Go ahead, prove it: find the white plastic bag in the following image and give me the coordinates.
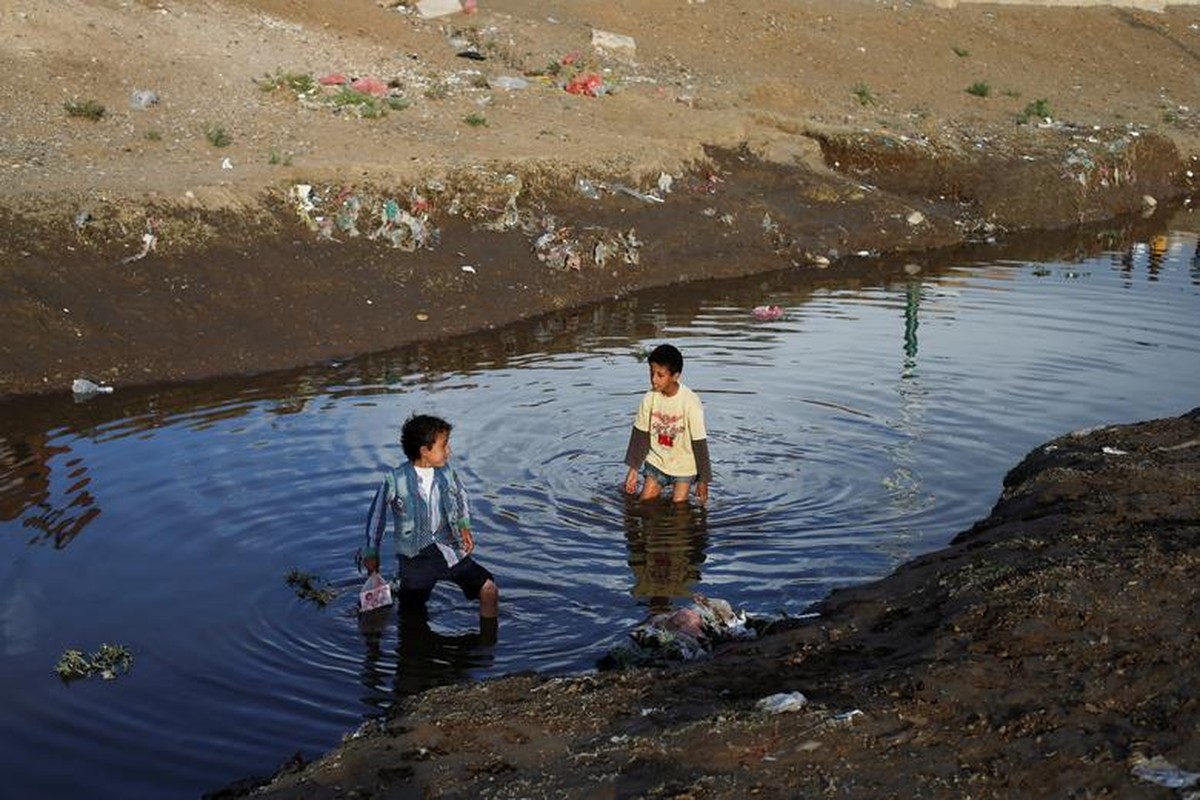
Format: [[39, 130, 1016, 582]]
[[358, 573, 392, 613]]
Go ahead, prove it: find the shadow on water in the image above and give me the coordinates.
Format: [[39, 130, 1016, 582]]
[[0, 204, 1190, 551]]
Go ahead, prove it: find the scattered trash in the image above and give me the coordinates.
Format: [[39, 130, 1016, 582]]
[[350, 76, 389, 98], [576, 177, 602, 200], [119, 223, 158, 264], [752, 305, 784, 322], [55, 643, 133, 683], [1101, 446, 1129, 456], [416, 0, 469, 19], [600, 595, 759, 668], [73, 210, 92, 231], [318, 73, 348, 86], [221, 157, 233, 170], [1131, 754, 1200, 789], [611, 183, 664, 204], [906, 210, 926, 226], [591, 29, 637, 60], [756, 692, 808, 714], [357, 572, 393, 614], [565, 72, 605, 97], [832, 708, 864, 724], [489, 75, 528, 91], [1141, 194, 1158, 216], [72, 378, 114, 397], [130, 89, 159, 110], [286, 569, 339, 608], [460, 265, 477, 274], [657, 172, 674, 194]]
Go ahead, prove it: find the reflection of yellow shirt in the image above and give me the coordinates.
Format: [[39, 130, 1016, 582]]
[[634, 384, 707, 477]]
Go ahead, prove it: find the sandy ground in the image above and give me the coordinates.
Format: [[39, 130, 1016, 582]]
[[1, 0, 1198, 396], [2, 3, 1199, 798]]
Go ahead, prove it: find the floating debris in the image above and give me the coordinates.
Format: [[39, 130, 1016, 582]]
[[285, 569, 339, 608], [56, 643, 134, 682]]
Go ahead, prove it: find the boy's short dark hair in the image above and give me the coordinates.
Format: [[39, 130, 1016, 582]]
[[401, 414, 452, 461], [648, 343, 683, 375]]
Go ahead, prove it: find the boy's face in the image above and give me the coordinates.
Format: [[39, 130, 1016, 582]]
[[418, 431, 452, 467], [649, 362, 679, 395]]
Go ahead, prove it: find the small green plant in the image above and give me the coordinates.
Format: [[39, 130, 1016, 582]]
[[1163, 109, 1179, 124], [1002, 88, 1021, 99], [463, 112, 488, 127], [386, 97, 410, 111], [966, 81, 991, 98], [64, 99, 106, 121], [257, 70, 317, 96], [852, 81, 875, 106], [205, 124, 233, 147], [331, 87, 386, 118], [1017, 98, 1052, 123], [144, 128, 163, 142], [952, 45, 970, 58], [267, 148, 294, 166]]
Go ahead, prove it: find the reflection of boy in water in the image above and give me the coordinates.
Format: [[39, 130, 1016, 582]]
[[623, 500, 709, 614], [623, 344, 712, 504]]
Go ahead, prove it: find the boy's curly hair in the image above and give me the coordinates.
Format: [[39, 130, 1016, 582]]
[[648, 343, 683, 375], [401, 414, 452, 461]]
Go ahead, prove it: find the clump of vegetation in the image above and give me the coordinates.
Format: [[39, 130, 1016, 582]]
[[144, 128, 163, 142], [852, 81, 875, 106], [966, 81, 991, 98], [257, 70, 317, 96], [205, 124, 233, 147], [331, 87, 388, 118], [286, 569, 338, 607], [56, 643, 134, 682], [64, 99, 106, 121], [952, 45, 970, 58], [463, 112, 488, 128], [1017, 98, 1053, 123], [268, 148, 294, 166], [424, 81, 452, 101], [386, 97, 410, 111]]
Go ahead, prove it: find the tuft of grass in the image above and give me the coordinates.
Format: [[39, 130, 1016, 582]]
[[852, 81, 875, 106], [966, 81, 991, 98], [463, 112, 488, 127], [64, 98, 106, 121], [204, 124, 233, 147], [144, 128, 163, 142], [1017, 98, 1052, 123], [952, 45, 970, 58], [257, 70, 317, 96], [386, 97, 410, 111], [424, 81, 451, 101], [331, 87, 386, 118], [267, 148, 294, 166]]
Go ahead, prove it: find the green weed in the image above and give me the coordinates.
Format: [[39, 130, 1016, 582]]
[[1016, 98, 1052, 123], [463, 112, 488, 127], [852, 81, 875, 106], [64, 99, 106, 121], [952, 45, 970, 58], [204, 125, 233, 147], [966, 81, 991, 98], [257, 70, 317, 96], [144, 128, 163, 142]]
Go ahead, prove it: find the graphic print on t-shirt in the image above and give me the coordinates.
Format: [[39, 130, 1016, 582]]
[[651, 409, 684, 448]]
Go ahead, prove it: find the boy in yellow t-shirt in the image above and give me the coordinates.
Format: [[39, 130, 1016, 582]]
[[623, 344, 712, 504]]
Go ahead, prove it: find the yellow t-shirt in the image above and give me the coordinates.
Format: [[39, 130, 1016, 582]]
[[634, 384, 707, 477]]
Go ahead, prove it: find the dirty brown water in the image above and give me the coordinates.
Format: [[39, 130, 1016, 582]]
[[1, 217, 1198, 799]]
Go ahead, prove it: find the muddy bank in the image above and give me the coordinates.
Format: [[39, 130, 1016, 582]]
[[227, 406, 1200, 799], [1, 129, 1194, 399]]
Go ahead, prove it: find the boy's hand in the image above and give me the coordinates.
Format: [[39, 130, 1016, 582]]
[[624, 468, 639, 495], [695, 481, 709, 505], [358, 547, 380, 574], [459, 527, 476, 556]]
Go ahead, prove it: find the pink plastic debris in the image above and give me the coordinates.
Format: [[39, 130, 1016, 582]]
[[752, 305, 784, 321], [350, 76, 389, 97], [319, 73, 348, 86], [565, 72, 603, 97]]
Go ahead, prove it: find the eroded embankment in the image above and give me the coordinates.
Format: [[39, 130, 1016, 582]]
[[0, 128, 1193, 398]]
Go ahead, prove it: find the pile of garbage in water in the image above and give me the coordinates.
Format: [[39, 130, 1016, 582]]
[[599, 594, 766, 669]]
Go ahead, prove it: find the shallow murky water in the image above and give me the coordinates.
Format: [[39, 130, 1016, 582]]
[[1, 218, 1198, 799]]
